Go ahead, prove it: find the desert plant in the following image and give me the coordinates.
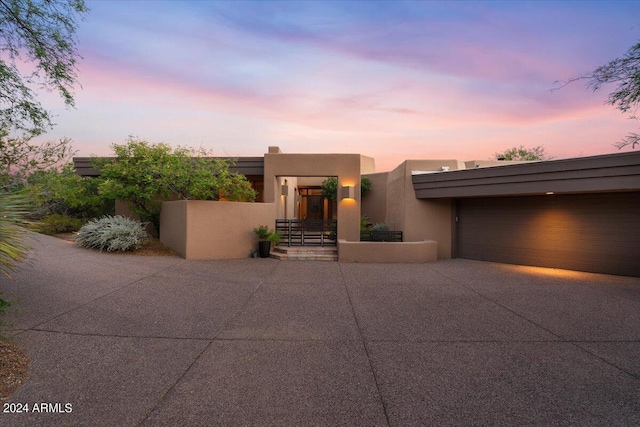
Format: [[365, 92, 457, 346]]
[[25, 163, 113, 220], [370, 222, 391, 242], [371, 223, 390, 233], [76, 215, 148, 252], [34, 214, 83, 235], [0, 192, 30, 277], [0, 192, 31, 326]]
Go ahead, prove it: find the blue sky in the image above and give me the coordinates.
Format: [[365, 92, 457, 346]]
[[37, 0, 640, 171]]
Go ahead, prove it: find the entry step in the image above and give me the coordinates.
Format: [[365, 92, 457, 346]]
[[270, 246, 338, 261]]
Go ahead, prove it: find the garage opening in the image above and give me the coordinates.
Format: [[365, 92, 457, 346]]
[[456, 192, 640, 277]]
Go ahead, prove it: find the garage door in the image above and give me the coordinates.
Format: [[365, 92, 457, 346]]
[[456, 192, 640, 277]]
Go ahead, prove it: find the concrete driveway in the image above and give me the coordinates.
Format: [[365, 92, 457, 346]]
[[1, 233, 639, 426]]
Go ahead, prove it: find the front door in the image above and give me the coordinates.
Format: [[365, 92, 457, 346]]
[[306, 195, 324, 220]]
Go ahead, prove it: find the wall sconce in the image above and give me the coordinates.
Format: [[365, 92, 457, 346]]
[[341, 185, 354, 200], [281, 179, 289, 196]]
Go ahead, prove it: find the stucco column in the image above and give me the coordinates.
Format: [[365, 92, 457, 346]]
[[263, 152, 363, 241]]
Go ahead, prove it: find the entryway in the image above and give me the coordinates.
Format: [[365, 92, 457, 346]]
[[269, 245, 338, 261]]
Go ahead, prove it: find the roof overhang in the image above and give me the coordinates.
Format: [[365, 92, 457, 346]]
[[412, 152, 640, 199]]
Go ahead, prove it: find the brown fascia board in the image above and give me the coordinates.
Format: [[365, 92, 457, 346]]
[[72, 156, 265, 177], [412, 151, 640, 198], [73, 157, 106, 176]]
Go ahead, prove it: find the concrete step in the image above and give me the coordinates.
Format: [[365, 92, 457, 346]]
[[270, 246, 338, 261]]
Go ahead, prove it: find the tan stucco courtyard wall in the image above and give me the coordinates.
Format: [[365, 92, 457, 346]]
[[362, 172, 388, 225], [385, 160, 464, 259], [264, 151, 374, 242], [338, 239, 438, 263], [160, 200, 276, 260]]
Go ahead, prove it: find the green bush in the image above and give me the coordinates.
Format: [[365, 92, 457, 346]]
[[35, 214, 83, 235], [360, 215, 371, 232], [371, 223, 390, 233], [253, 225, 271, 240], [254, 225, 280, 246], [322, 176, 373, 202], [76, 215, 148, 252], [25, 163, 114, 220], [370, 222, 391, 242], [268, 230, 281, 246]]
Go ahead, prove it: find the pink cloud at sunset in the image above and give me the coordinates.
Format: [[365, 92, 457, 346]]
[[30, 0, 640, 172]]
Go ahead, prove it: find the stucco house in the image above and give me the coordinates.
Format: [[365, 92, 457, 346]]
[[74, 147, 640, 277]]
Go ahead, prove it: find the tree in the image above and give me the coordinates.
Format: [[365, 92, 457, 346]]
[[0, 128, 75, 191], [0, 0, 88, 137], [493, 145, 552, 161], [25, 163, 112, 219], [96, 138, 257, 233], [556, 40, 640, 149]]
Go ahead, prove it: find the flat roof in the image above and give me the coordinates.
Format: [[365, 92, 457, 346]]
[[412, 151, 640, 198]]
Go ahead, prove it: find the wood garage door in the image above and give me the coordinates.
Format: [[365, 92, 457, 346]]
[[456, 192, 640, 277]]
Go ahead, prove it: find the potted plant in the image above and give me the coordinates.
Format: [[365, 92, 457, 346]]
[[254, 225, 280, 258]]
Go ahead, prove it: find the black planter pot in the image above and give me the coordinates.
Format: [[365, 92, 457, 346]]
[[258, 241, 271, 258]]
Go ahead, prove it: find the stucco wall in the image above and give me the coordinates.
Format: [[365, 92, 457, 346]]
[[385, 164, 407, 233], [264, 153, 364, 242], [361, 172, 388, 225], [160, 200, 276, 260], [360, 155, 376, 174], [159, 200, 187, 256], [385, 160, 463, 259], [338, 240, 438, 263]]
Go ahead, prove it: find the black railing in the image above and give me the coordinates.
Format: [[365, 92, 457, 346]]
[[276, 219, 337, 247], [360, 230, 403, 242]]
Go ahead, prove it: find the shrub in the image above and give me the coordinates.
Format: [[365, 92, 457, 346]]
[[321, 176, 373, 202], [35, 214, 83, 235], [360, 215, 371, 232], [76, 215, 148, 252], [361, 176, 371, 197], [268, 230, 281, 246], [370, 222, 391, 242], [371, 223, 390, 233]]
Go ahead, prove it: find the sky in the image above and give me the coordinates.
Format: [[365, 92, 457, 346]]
[[34, 0, 640, 172]]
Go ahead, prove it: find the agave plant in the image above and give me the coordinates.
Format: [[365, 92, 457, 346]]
[[0, 192, 30, 277]]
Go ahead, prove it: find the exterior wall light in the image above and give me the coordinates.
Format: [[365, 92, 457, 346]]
[[546, 192, 554, 195], [281, 179, 289, 196], [341, 185, 355, 200]]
